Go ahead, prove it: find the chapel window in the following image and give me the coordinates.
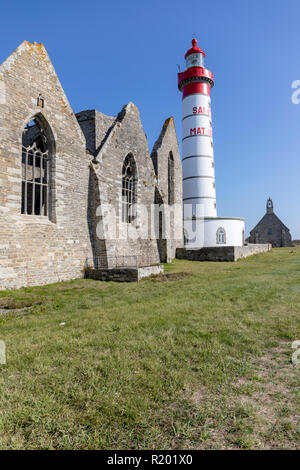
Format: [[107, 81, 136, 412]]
[[122, 153, 137, 223]]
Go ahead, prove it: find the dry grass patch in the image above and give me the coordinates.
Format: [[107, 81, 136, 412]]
[[184, 340, 299, 450], [150, 272, 191, 282]]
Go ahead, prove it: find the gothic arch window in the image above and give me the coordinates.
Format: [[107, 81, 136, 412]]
[[168, 151, 174, 206], [122, 153, 137, 223], [21, 114, 55, 220], [216, 227, 226, 244]]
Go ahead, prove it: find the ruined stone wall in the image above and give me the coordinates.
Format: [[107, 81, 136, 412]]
[[85, 265, 163, 282], [76, 110, 115, 155], [87, 103, 161, 267], [0, 41, 184, 289], [0, 42, 93, 289], [151, 118, 183, 262]]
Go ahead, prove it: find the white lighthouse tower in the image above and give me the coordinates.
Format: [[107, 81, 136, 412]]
[[178, 39, 245, 248]]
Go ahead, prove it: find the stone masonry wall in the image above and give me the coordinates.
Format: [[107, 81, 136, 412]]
[[0, 42, 93, 289], [85, 265, 163, 282], [86, 103, 162, 267], [176, 244, 271, 262], [0, 42, 184, 289]]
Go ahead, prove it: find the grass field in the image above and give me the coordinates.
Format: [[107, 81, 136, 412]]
[[0, 247, 299, 449]]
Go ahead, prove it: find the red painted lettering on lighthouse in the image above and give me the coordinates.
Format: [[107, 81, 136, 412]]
[[190, 127, 212, 137], [192, 106, 211, 116]]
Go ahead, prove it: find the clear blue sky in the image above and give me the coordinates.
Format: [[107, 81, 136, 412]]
[[1, 0, 300, 237]]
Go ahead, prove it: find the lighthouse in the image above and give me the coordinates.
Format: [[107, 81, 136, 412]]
[[178, 39, 245, 248]]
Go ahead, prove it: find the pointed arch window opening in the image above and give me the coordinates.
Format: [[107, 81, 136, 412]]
[[216, 227, 226, 244], [168, 151, 175, 206], [122, 154, 137, 223], [21, 116, 54, 219]]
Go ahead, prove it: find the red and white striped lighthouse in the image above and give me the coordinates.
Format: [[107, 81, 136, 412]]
[[178, 39, 245, 248], [178, 38, 216, 220]]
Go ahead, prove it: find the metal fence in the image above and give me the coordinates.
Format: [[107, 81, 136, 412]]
[[86, 254, 160, 270]]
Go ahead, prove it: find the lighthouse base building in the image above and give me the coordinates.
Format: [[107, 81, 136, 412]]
[[183, 216, 245, 249]]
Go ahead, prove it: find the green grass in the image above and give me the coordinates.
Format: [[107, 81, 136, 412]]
[[0, 247, 299, 449]]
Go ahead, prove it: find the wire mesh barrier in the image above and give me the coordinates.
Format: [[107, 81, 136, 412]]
[[86, 255, 160, 270], [137, 254, 160, 268]]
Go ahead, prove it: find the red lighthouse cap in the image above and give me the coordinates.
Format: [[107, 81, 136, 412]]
[[185, 38, 206, 59]]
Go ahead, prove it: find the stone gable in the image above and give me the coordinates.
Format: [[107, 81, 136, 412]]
[[151, 117, 183, 261], [0, 42, 183, 289], [0, 41, 94, 289], [87, 102, 160, 266], [249, 200, 292, 247]]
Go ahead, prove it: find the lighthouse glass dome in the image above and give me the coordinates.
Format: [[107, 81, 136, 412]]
[[186, 52, 204, 68]]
